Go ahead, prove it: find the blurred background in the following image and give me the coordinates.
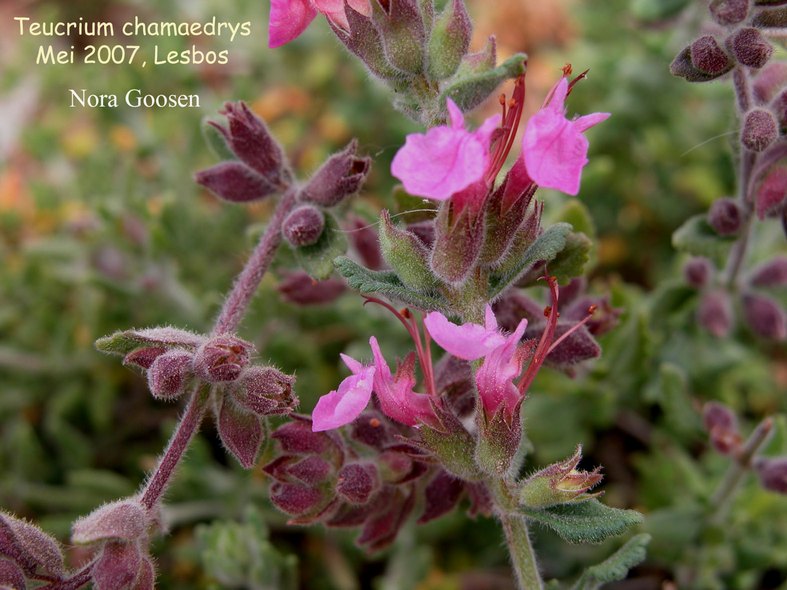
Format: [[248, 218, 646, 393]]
[[1, 0, 786, 588]]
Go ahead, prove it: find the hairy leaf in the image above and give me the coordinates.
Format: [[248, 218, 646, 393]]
[[572, 534, 651, 590], [521, 499, 643, 544]]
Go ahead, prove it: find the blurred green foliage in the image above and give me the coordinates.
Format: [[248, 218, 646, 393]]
[[1, 0, 786, 588]]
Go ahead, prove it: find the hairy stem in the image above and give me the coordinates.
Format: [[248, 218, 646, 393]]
[[491, 480, 544, 589], [213, 188, 298, 335], [709, 417, 773, 524], [140, 387, 210, 509]]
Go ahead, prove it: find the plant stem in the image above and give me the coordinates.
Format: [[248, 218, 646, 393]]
[[213, 188, 298, 335], [500, 513, 543, 590], [140, 387, 210, 510], [709, 417, 773, 525], [491, 479, 544, 589]]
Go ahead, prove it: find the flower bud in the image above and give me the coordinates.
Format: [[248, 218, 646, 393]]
[[691, 36, 734, 76], [771, 88, 787, 127], [272, 418, 340, 456], [708, 197, 743, 235], [356, 487, 415, 551], [418, 470, 464, 524], [684, 257, 713, 288], [379, 210, 437, 291], [282, 205, 325, 247], [193, 335, 254, 383], [300, 140, 371, 207], [211, 102, 289, 187], [755, 165, 787, 219], [269, 482, 326, 517], [230, 366, 297, 417], [741, 108, 778, 152], [728, 28, 773, 69], [427, 0, 472, 81], [755, 457, 787, 494], [702, 402, 742, 455], [698, 289, 734, 338], [329, 5, 401, 81], [194, 161, 276, 204], [430, 189, 486, 285], [147, 350, 193, 400], [750, 256, 787, 287], [0, 512, 65, 579], [519, 446, 603, 508], [371, 0, 427, 75], [709, 0, 750, 25], [742, 292, 787, 340], [336, 463, 380, 504], [278, 271, 346, 306]]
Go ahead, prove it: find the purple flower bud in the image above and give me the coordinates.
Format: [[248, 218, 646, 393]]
[[418, 470, 464, 524], [194, 161, 276, 204], [356, 487, 415, 552], [771, 88, 787, 127], [750, 256, 787, 287], [741, 109, 779, 152], [346, 215, 385, 270], [282, 205, 326, 247], [72, 500, 148, 545], [134, 558, 155, 590], [742, 292, 787, 340], [378, 450, 415, 483], [684, 257, 714, 288], [211, 102, 289, 187], [123, 347, 166, 370], [329, 5, 401, 81], [336, 463, 379, 505], [691, 36, 734, 76], [727, 28, 773, 69], [708, 197, 743, 236], [92, 541, 142, 590], [542, 323, 601, 367], [349, 411, 393, 449], [0, 558, 26, 590], [278, 271, 346, 306], [300, 140, 371, 207], [698, 289, 734, 338], [755, 165, 787, 219], [193, 335, 254, 383], [755, 457, 787, 494], [269, 482, 326, 516], [272, 418, 338, 456], [217, 398, 265, 469], [231, 366, 297, 417], [147, 350, 193, 400], [709, 0, 750, 25], [753, 63, 787, 103], [702, 402, 742, 455], [286, 456, 333, 485]]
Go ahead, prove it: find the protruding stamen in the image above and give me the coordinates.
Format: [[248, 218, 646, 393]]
[[517, 275, 560, 395], [546, 303, 598, 355]]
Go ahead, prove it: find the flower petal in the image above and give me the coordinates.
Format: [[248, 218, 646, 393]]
[[269, 0, 318, 48], [312, 366, 375, 431], [424, 306, 506, 361]]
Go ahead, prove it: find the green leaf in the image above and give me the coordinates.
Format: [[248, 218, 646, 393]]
[[657, 363, 702, 439], [554, 200, 597, 240], [572, 534, 652, 590], [549, 232, 593, 285], [334, 257, 448, 311], [293, 213, 347, 280], [489, 223, 572, 297], [521, 499, 643, 544], [672, 214, 735, 267], [441, 54, 527, 113], [95, 326, 204, 356], [201, 116, 236, 161]]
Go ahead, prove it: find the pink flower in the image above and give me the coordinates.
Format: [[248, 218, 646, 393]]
[[369, 337, 439, 428], [269, 0, 371, 48], [424, 305, 507, 361], [312, 353, 374, 432], [391, 99, 501, 201], [522, 77, 610, 196], [475, 318, 528, 420]]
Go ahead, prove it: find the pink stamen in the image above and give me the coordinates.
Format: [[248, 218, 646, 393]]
[[546, 304, 597, 355], [516, 275, 560, 395]]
